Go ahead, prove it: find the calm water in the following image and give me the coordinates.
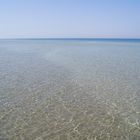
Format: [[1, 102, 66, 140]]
[[0, 39, 140, 140]]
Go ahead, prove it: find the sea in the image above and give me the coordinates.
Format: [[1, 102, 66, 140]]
[[0, 39, 140, 140]]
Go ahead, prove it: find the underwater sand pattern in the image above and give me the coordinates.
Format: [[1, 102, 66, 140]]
[[0, 40, 140, 140]]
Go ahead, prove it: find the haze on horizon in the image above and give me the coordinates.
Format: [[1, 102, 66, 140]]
[[0, 0, 140, 39]]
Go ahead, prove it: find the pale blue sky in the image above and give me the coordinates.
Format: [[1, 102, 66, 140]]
[[0, 0, 140, 38]]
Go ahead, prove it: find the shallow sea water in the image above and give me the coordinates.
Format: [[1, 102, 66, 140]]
[[0, 39, 140, 140]]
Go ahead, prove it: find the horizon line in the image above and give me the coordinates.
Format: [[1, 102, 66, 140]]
[[0, 37, 140, 40]]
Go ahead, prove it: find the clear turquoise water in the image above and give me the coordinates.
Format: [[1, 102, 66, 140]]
[[0, 39, 140, 140]]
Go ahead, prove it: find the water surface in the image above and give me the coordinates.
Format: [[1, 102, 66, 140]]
[[0, 39, 140, 140]]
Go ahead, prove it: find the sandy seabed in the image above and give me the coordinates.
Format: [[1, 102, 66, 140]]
[[0, 40, 140, 140]]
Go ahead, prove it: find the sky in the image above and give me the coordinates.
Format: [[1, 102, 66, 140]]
[[0, 0, 140, 38]]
